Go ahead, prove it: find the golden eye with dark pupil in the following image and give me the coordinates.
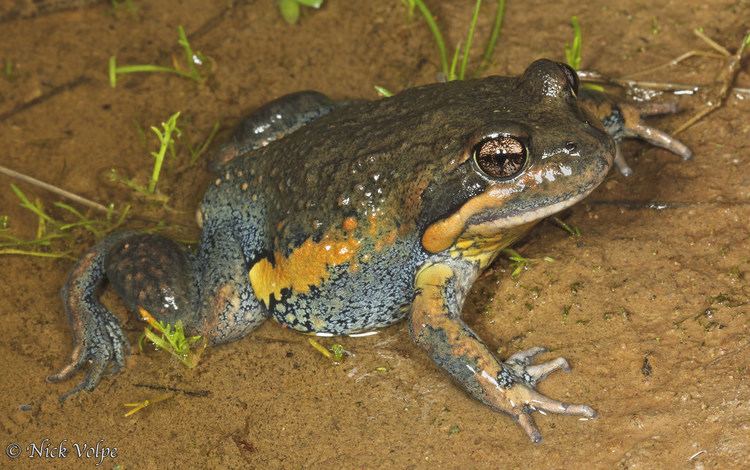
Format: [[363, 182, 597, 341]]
[[473, 136, 527, 179]]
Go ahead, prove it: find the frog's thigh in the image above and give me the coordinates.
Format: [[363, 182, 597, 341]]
[[211, 91, 336, 170], [194, 220, 269, 344], [408, 262, 596, 443]]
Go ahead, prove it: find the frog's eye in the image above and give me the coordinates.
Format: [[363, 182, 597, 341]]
[[472, 136, 527, 180]]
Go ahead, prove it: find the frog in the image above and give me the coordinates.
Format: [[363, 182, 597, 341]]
[[49, 59, 690, 443]]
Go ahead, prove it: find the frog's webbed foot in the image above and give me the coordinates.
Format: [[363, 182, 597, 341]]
[[579, 89, 692, 176], [410, 262, 596, 443], [49, 232, 203, 401], [47, 232, 136, 401], [47, 303, 130, 402], [501, 347, 595, 441], [505, 346, 571, 386]]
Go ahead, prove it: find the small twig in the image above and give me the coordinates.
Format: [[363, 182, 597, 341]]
[[623, 50, 726, 79], [673, 31, 749, 134], [0, 164, 110, 214], [133, 383, 211, 397], [693, 28, 731, 57]]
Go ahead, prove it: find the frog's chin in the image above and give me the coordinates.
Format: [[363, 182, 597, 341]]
[[472, 179, 602, 231]]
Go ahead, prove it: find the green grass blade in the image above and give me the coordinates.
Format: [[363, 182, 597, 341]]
[[374, 85, 394, 97], [459, 0, 482, 80], [412, 0, 449, 77], [278, 0, 300, 24], [564, 16, 582, 70], [297, 0, 323, 7], [477, 0, 506, 73], [449, 42, 461, 81]]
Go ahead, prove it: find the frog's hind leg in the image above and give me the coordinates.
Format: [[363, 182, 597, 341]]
[[211, 91, 337, 171], [49, 222, 268, 399], [409, 261, 596, 443], [48, 231, 138, 400]]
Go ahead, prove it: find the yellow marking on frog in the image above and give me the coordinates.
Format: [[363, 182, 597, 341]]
[[448, 223, 534, 268], [374, 228, 398, 252], [249, 233, 360, 307], [343, 216, 358, 232], [422, 191, 510, 254]]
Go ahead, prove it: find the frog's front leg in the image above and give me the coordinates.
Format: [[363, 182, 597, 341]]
[[409, 262, 596, 443], [49, 219, 267, 399], [579, 89, 691, 176]]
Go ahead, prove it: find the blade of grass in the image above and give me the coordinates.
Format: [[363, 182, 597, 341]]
[[477, 0, 506, 73], [565, 16, 582, 70], [458, 0, 482, 80], [412, 0, 449, 77]]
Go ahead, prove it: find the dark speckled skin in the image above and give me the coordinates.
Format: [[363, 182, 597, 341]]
[[50, 59, 688, 442]]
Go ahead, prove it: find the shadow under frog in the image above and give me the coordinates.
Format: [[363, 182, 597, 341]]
[[49, 59, 690, 443]]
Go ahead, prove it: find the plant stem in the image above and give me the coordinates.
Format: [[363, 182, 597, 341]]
[[413, 0, 449, 77], [0, 165, 111, 214], [459, 0, 482, 80], [478, 0, 506, 73]]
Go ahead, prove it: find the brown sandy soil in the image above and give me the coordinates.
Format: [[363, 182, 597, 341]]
[[1, 1, 749, 468]]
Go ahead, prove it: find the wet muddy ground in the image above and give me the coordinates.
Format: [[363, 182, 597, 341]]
[[1, 1, 749, 468]]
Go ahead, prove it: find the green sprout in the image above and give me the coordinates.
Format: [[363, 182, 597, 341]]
[[501, 248, 555, 278], [308, 338, 347, 363], [374, 85, 394, 97], [551, 216, 581, 237], [109, 25, 207, 87], [3, 59, 13, 81], [188, 121, 221, 164], [0, 184, 129, 258], [401, 0, 415, 18], [138, 307, 205, 369], [277, 0, 324, 24], [148, 111, 181, 194], [404, 0, 506, 81], [123, 393, 172, 417], [564, 16, 582, 70], [563, 17, 604, 91], [111, 113, 219, 201]]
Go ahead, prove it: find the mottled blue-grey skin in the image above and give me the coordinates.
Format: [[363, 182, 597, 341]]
[[51, 59, 689, 442]]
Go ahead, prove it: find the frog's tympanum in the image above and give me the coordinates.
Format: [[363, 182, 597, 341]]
[[50, 60, 690, 442]]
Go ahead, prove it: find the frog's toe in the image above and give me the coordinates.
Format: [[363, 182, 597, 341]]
[[48, 305, 130, 402], [614, 145, 634, 177], [501, 347, 596, 442], [524, 387, 597, 418], [504, 346, 572, 386], [506, 346, 548, 365], [526, 357, 571, 384], [625, 123, 693, 160], [512, 386, 597, 443]]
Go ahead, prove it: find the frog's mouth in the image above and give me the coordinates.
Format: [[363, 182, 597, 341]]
[[421, 149, 613, 254], [470, 178, 601, 230]]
